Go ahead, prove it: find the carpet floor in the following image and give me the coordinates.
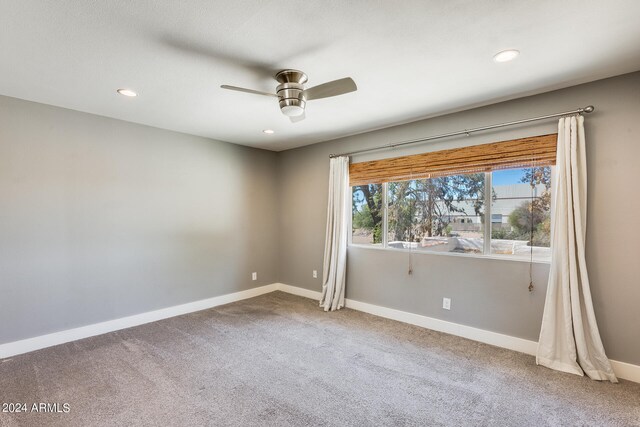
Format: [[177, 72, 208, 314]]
[[1, 291, 639, 426]]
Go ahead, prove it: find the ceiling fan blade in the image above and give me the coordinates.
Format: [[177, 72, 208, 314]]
[[304, 77, 357, 101], [289, 111, 306, 123], [220, 85, 279, 98]]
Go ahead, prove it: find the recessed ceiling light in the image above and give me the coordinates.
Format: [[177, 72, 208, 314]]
[[493, 49, 520, 63], [117, 89, 137, 97], [263, 129, 275, 134]]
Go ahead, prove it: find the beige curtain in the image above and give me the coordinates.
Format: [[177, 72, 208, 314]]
[[536, 115, 617, 382], [320, 156, 350, 311]]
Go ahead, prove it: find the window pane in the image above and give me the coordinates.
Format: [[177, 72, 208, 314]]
[[351, 184, 383, 245], [491, 167, 551, 262], [387, 173, 485, 254]]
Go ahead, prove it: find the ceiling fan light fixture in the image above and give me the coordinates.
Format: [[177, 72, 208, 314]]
[[281, 105, 305, 117]]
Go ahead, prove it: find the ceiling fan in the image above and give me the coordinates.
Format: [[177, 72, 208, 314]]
[[221, 69, 357, 122]]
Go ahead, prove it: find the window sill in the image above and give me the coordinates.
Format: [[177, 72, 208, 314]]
[[348, 243, 551, 265]]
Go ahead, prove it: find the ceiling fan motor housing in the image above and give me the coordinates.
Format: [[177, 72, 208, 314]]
[[276, 70, 307, 116]]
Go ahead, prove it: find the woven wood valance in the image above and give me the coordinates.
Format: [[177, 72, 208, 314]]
[[349, 134, 558, 186]]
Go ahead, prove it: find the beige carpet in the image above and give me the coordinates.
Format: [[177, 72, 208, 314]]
[[1, 291, 639, 426]]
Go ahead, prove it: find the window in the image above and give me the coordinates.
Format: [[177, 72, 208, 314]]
[[348, 134, 557, 263], [386, 173, 485, 254], [350, 167, 552, 262], [351, 184, 383, 245], [490, 167, 552, 262]]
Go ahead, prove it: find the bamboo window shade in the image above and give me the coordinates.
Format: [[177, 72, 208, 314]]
[[349, 134, 558, 186]]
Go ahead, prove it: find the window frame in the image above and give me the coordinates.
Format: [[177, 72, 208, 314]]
[[348, 167, 554, 264]]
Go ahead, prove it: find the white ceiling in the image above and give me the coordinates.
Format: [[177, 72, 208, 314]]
[[1, 1, 639, 151]]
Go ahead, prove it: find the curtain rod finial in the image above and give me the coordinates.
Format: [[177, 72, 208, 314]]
[[583, 105, 595, 114]]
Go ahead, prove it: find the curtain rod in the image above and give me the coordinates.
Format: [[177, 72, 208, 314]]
[[329, 105, 595, 158]]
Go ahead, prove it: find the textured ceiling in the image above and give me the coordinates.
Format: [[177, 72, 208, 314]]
[[1, 0, 639, 151]]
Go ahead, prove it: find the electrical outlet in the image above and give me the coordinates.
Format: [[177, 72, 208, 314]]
[[442, 298, 451, 310], [252, 272, 257, 281], [313, 270, 318, 279]]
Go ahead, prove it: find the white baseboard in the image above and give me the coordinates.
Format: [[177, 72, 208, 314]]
[[609, 360, 640, 384], [276, 283, 640, 384], [0, 283, 279, 359], [276, 283, 322, 300], [343, 298, 539, 356], [3, 282, 638, 384]]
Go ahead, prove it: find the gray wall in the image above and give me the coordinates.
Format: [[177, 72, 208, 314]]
[[2, 72, 639, 367], [0, 95, 279, 344], [278, 71, 640, 365]]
